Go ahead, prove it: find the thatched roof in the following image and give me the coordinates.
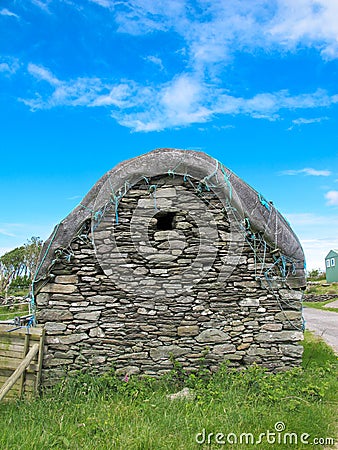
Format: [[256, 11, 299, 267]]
[[35, 148, 306, 288]]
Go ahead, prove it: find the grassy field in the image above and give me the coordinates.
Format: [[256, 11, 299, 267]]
[[0, 331, 337, 450], [304, 282, 338, 312], [303, 299, 338, 313], [0, 303, 30, 321], [305, 282, 338, 296]]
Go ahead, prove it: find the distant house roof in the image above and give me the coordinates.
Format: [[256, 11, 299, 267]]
[[325, 249, 338, 259]]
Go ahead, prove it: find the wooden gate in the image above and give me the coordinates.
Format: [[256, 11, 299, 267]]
[[0, 324, 45, 401]]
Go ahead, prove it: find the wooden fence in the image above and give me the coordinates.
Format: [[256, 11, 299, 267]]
[[0, 324, 45, 401]]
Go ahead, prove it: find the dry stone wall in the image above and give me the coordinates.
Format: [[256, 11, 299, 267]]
[[36, 175, 304, 384]]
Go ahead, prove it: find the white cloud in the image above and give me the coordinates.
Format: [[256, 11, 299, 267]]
[[67, 195, 82, 200], [288, 116, 329, 129], [113, 75, 211, 132], [283, 212, 338, 270], [0, 8, 19, 18], [280, 168, 331, 176], [21, 63, 338, 131], [0, 228, 16, 237], [31, 0, 52, 12], [300, 237, 338, 271], [161, 74, 204, 115], [89, 0, 115, 9], [145, 55, 164, 71], [0, 58, 20, 75], [109, 0, 338, 78], [91, 83, 137, 107], [269, 0, 338, 60], [0, 63, 14, 74], [292, 117, 328, 125], [27, 63, 60, 86], [23, 64, 113, 110], [325, 190, 338, 206]]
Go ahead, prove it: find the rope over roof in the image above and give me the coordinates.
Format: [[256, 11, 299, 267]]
[[35, 148, 306, 288]]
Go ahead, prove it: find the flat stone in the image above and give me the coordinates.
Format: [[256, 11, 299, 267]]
[[223, 353, 243, 360], [177, 325, 199, 336], [239, 298, 260, 307], [40, 283, 77, 294], [213, 344, 236, 354], [262, 323, 283, 331], [256, 331, 304, 343], [150, 345, 189, 361], [133, 267, 149, 275], [138, 198, 172, 208], [196, 329, 230, 343], [275, 311, 302, 322], [146, 254, 177, 262], [36, 293, 49, 306], [89, 295, 116, 303], [50, 294, 84, 301], [155, 188, 177, 198], [150, 268, 168, 275], [71, 301, 89, 307], [154, 230, 180, 241], [59, 333, 88, 344], [247, 346, 278, 357], [93, 230, 111, 239], [37, 309, 73, 321], [140, 325, 158, 331], [167, 387, 195, 401], [234, 281, 259, 288], [279, 289, 303, 301], [115, 366, 141, 376], [237, 343, 250, 350], [45, 322, 67, 333], [74, 311, 101, 321], [175, 222, 191, 230], [89, 327, 105, 337], [44, 358, 74, 367], [90, 356, 106, 364], [55, 275, 78, 284], [168, 240, 186, 250], [279, 344, 304, 357]]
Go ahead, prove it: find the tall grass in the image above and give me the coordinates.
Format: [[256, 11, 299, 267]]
[[0, 331, 337, 449]]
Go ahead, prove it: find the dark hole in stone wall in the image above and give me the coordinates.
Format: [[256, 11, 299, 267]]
[[154, 211, 176, 231]]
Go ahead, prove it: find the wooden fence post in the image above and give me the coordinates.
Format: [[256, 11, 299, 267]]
[[18, 332, 30, 398], [0, 344, 39, 401]]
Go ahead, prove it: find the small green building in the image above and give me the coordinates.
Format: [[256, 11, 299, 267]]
[[325, 250, 338, 283]]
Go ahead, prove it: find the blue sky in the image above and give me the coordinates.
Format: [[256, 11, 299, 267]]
[[1, 0, 338, 271]]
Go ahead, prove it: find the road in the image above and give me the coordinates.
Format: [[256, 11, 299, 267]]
[[303, 307, 338, 354]]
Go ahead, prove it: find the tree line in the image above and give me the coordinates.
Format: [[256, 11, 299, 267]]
[[0, 237, 43, 296]]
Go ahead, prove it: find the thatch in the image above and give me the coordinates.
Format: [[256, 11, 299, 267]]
[[35, 148, 306, 288]]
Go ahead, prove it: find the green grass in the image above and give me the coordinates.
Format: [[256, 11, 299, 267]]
[[305, 282, 338, 295], [0, 303, 30, 321], [0, 332, 337, 450], [303, 299, 338, 313]]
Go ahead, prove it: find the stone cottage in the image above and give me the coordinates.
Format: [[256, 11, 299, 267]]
[[34, 149, 306, 384]]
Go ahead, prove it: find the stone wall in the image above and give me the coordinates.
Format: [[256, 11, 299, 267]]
[[303, 294, 338, 303], [36, 175, 304, 384]]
